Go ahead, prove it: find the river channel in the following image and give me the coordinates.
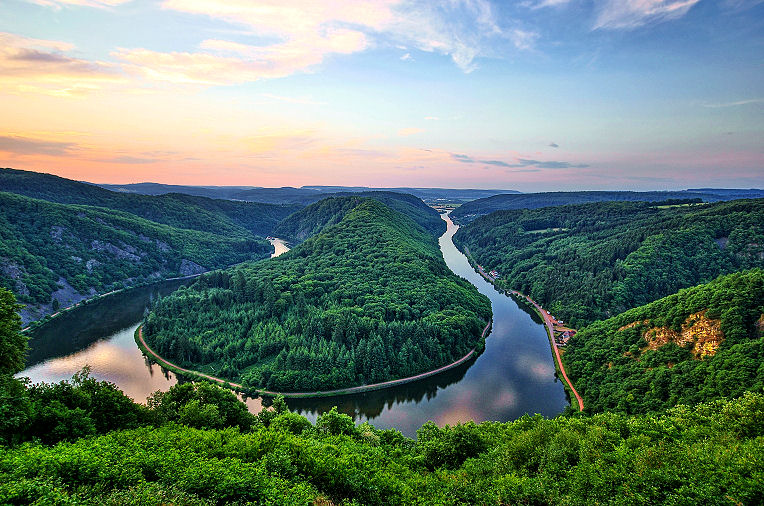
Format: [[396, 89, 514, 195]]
[[18, 220, 567, 436]]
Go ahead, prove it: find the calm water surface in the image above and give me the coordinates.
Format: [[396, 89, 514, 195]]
[[18, 219, 567, 436]]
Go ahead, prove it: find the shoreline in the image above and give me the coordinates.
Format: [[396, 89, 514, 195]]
[[135, 320, 491, 398], [460, 245, 584, 411]]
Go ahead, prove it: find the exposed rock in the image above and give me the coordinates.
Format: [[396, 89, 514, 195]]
[[179, 259, 205, 276], [155, 239, 171, 252], [86, 259, 101, 273], [618, 320, 650, 332], [715, 237, 728, 249], [642, 311, 724, 358], [138, 233, 152, 243], [1, 261, 30, 297], [91, 240, 141, 262], [756, 314, 764, 338], [50, 225, 65, 242], [71, 256, 83, 263]]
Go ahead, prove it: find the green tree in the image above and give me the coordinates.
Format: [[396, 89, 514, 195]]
[[0, 288, 25, 375]]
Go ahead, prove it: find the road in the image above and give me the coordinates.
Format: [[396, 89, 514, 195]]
[[509, 290, 584, 412], [463, 246, 584, 411], [137, 320, 491, 398]]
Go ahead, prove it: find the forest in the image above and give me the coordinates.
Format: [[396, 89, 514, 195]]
[[450, 189, 764, 223], [272, 192, 446, 244], [143, 199, 491, 392], [563, 269, 764, 414], [0, 192, 272, 323], [0, 287, 762, 504], [454, 198, 764, 327], [0, 168, 302, 238]]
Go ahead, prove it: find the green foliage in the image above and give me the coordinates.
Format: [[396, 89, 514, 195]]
[[0, 287, 25, 375], [144, 200, 491, 391], [564, 269, 764, 414], [0, 167, 299, 237], [455, 199, 764, 327], [273, 193, 445, 243], [1, 392, 763, 505], [0, 191, 272, 309], [316, 406, 357, 436], [450, 189, 743, 222], [147, 382, 256, 431]]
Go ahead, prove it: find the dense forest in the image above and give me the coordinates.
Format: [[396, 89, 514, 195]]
[[143, 199, 491, 391], [454, 199, 764, 327], [0, 287, 760, 504], [450, 189, 764, 223], [0, 168, 301, 237], [273, 193, 446, 244], [0, 192, 271, 324], [563, 269, 764, 414]]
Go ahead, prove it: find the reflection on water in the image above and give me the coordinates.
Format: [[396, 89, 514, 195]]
[[18, 222, 567, 437], [287, 215, 568, 435]]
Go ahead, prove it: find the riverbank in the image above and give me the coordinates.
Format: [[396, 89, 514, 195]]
[[135, 320, 491, 398], [460, 245, 583, 412]]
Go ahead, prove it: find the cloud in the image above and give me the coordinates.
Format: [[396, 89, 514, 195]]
[[513, 158, 589, 169], [0, 135, 77, 156], [548, 142, 559, 148], [452, 152, 588, 170], [400, 52, 412, 61], [701, 98, 764, 108], [140, 0, 530, 82], [101, 155, 157, 164], [424, 116, 440, 121], [521, 0, 571, 9], [593, 0, 701, 30], [398, 127, 424, 136], [0, 32, 123, 95]]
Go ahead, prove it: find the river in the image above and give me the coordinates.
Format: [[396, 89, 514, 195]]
[[18, 216, 567, 436]]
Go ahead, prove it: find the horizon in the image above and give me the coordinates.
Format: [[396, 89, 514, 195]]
[[1, 1, 762, 191]]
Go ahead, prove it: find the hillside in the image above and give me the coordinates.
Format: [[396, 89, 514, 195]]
[[0, 192, 271, 324], [273, 192, 446, 243], [0, 168, 300, 237], [143, 200, 490, 391], [564, 269, 764, 414], [449, 189, 764, 223], [454, 199, 764, 326]]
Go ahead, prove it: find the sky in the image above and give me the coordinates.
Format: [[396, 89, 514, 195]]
[[0, 0, 762, 191]]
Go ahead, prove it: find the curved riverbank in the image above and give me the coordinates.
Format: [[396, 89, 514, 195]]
[[135, 320, 491, 398]]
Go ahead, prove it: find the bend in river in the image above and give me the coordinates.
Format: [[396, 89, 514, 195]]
[[18, 218, 567, 437]]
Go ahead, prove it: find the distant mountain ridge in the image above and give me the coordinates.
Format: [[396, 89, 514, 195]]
[[100, 181, 517, 204], [451, 189, 764, 223]]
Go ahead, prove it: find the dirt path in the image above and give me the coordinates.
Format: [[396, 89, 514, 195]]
[[137, 320, 491, 398]]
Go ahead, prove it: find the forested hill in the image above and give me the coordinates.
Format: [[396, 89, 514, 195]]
[[450, 189, 764, 223], [0, 192, 271, 324], [0, 168, 300, 237], [565, 269, 764, 414], [143, 199, 491, 391], [273, 192, 445, 244], [453, 199, 764, 327]]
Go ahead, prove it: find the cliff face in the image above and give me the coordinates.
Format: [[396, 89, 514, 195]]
[[641, 311, 724, 358]]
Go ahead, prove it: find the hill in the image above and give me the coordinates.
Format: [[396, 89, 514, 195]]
[[101, 181, 514, 204], [454, 199, 764, 326], [564, 269, 764, 414], [272, 192, 446, 244], [143, 200, 491, 391], [449, 189, 764, 223], [0, 168, 300, 237], [0, 192, 271, 324]]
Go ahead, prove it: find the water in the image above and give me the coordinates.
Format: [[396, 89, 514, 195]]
[[18, 218, 568, 436]]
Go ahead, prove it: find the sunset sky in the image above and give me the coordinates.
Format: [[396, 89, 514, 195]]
[[0, 0, 762, 191]]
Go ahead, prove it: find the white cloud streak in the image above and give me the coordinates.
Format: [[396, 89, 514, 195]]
[[593, 0, 701, 30]]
